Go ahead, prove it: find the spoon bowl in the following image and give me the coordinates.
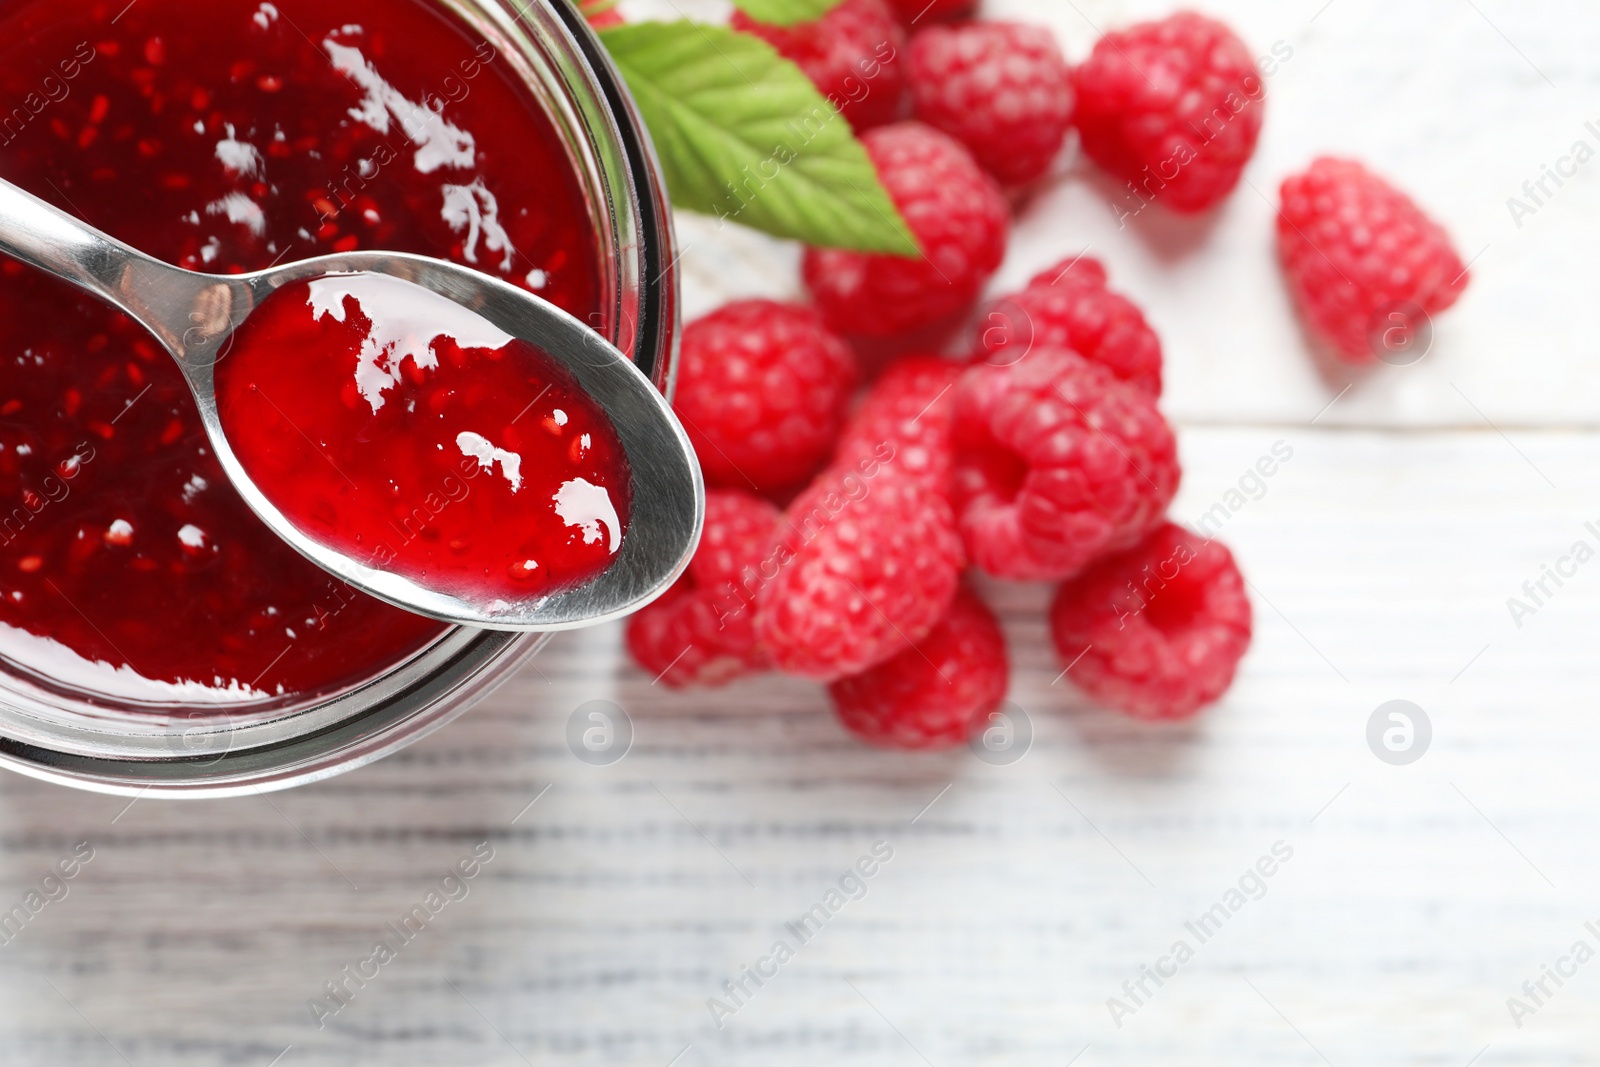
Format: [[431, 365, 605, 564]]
[[0, 177, 703, 631]]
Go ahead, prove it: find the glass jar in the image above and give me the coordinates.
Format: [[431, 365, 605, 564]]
[[0, 0, 678, 797]]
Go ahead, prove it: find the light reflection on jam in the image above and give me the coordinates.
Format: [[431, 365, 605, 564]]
[[216, 273, 629, 601], [0, 0, 601, 701]]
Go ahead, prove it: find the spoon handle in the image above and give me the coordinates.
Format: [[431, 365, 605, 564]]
[[0, 176, 152, 301], [0, 176, 222, 355]]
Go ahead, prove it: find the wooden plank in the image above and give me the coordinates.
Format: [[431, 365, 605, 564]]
[[0, 428, 1597, 1064], [4, 0, 1598, 1061]]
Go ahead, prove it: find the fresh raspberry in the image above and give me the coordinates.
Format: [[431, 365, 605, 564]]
[[1074, 12, 1264, 213], [624, 490, 783, 688], [687, 489, 786, 594], [952, 348, 1179, 581], [832, 356, 963, 495], [1277, 156, 1470, 363], [829, 586, 1007, 749], [731, 0, 906, 131], [977, 256, 1163, 395], [673, 300, 857, 495], [1050, 523, 1252, 719], [803, 122, 1009, 338], [907, 21, 1073, 187], [755, 467, 963, 680], [580, 0, 624, 29], [884, 0, 976, 24], [625, 583, 753, 689]]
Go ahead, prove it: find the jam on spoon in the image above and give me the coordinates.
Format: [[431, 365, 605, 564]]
[[214, 271, 631, 600], [0, 175, 698, 632]]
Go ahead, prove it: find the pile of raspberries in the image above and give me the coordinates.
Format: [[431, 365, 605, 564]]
[[625, 3, 1471, 750]]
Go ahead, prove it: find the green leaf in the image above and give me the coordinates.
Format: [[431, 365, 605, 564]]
[[599, 21, 919, 257], [725, 0, 845, 26]]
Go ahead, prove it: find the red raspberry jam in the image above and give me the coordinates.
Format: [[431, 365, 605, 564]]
[[0, 0, 603, 702], [216, 273, 629, 601]]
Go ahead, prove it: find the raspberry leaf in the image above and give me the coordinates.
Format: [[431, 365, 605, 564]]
[[599, 21, 919, 256], [724, 0, 845, 25]]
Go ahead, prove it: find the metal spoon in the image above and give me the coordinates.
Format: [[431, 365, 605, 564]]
[[0, 177, 702, 631]]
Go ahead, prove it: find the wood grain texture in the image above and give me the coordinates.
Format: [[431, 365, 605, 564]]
[[3, 1, 1597, 1064], [2, 427, 1596, 1067]]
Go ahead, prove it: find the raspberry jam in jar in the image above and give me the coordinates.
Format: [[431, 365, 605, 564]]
[[0, 0, 649, 738], [216, 272, 631, 601]]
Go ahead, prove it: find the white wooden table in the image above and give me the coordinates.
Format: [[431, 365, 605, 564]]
[[4, 1, 1598, 1063]]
